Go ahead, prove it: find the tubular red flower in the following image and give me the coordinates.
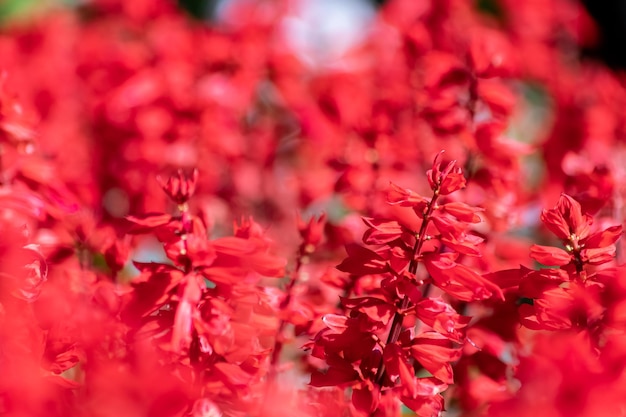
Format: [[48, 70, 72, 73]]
[[157, 168, 199, 206]]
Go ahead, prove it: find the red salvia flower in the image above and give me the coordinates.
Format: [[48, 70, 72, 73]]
[[157, 168, 199, 206], [311, 152, 500, 415], [530, 194, 622, 270]]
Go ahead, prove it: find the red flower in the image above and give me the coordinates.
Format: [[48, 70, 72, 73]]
[[410, 332, 462, 384], [157, 168, 199, 206], [297, 212, 326, 253], [427, 151, 467, 195], [541, 194, 592, 242], [425, 253, 504, 301], [414, 297, 471, 343]]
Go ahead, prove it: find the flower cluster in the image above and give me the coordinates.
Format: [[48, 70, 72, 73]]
[[1, 0, 626, 416], [309, 153, 502, 415]]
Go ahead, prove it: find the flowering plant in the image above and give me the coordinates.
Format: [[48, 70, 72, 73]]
[[1, 0, 626, 416]]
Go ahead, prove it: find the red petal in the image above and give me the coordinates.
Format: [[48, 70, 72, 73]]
[[248, 252, 286, 277], [529, 244, 572, 266], [310, 360, 359, 387], [0, 189, 46, 220], [401, 394, 444, 416], [387, 182, 429, 207], [483, 268, 523, 289], [321, 314, 349, 333], [341, 297, 396, 326], [582, 246, 616, 265], [126, 213, 173, 233], [425, 256, 504, 301], [411, 332, 461, 384], [415, 297, 470, 342], [362, 217, 403, 245], [438, 201, 484, 223], [336, 244, 388, 275], [213, 362, 254, 389], [352, 385, 379, 414], [212, 236, 256, 255], [383, 343, 417, 397], [584, 225, 623, 248]]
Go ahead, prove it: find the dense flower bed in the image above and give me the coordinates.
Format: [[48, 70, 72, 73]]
[[1, 0, 626, 416]]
